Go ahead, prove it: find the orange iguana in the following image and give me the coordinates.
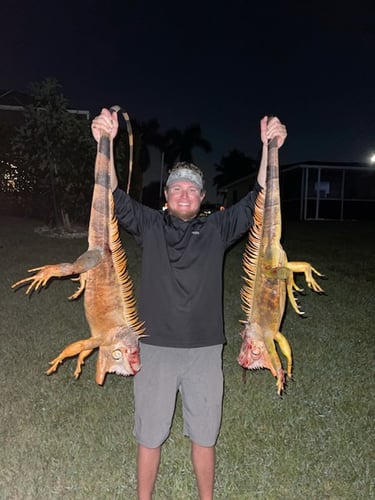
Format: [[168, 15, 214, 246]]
[[237, 135, 324, 395], [12, 107, 145, 384]]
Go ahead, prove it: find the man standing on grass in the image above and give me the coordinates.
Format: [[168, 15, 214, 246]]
[[91, 109, 286, 500]]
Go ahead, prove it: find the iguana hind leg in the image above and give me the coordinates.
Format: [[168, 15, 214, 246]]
[[12, 249, 101, 296], [285, 261, 325, 314], [287, 261, 325, 293], [12, 263, 76, 295], [68, 274, 87, 300], [286, 271, 305, 315]]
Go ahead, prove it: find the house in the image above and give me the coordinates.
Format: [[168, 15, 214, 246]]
[[219, 161, 375, 221], [0, 89, 90, 123]]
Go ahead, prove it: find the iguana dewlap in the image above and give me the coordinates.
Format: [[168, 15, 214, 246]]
[[12, 115, 144, 384]]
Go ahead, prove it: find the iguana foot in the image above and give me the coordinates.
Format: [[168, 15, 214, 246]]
[[12, 263, 75, 295], [73, 349, 93, 379], [287, 261, 325, 294], [73, 365, 82, 379], [306, 268, 325, 293], [276, 368, 286, 396], [12, 266, 54, 295], [68, 274, 86, 300], [46, 356, 63, 375]]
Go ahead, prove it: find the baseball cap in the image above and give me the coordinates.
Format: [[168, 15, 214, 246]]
[[166, 162, 204, 190]]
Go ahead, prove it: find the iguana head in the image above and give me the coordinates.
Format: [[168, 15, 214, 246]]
[[95, 326, 141, 385], [237, 321, 276, 376]]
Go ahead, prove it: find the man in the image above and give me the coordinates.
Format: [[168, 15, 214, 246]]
[[92, 109, 286, 500]]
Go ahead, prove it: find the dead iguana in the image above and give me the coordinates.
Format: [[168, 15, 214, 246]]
[[237, 134, 325, 395], [12, 106, 145, 384]]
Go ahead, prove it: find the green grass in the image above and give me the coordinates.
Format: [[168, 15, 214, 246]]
[[1, 216, 374, 499]]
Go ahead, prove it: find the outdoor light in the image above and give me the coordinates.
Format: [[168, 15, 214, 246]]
[[370, 153, 375, 164]]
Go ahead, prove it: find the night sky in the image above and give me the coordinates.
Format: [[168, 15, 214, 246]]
[[2, 0, 374, 201]]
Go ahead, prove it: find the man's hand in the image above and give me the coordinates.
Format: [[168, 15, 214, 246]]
[[260, 116, 287, 148], [257, 116, 287, 188], [91, 108, 119, 142]]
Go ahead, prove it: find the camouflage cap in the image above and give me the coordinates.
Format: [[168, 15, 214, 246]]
[[166, 162, 204, 190]]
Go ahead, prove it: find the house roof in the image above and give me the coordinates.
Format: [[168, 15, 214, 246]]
[[0, 88, 90, 118], [283, 160, 366, 169], [218, 160, 372, 191], [0, 89, 34, 107]]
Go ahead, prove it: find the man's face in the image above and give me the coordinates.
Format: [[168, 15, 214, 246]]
[[164, 180, 205, 221]]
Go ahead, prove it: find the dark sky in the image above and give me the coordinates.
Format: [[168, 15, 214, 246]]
[[2, 0, 374, 200]]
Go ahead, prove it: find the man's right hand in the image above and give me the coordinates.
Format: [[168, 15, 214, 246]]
[[91, 108, 119, 142]]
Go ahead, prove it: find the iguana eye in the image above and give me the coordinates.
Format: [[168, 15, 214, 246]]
[[112, 349, 122, 360]]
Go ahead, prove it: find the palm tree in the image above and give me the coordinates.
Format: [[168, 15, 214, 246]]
[[163, 123, 212, 168], [116, 119, 211, 204], [214, 149, 257, 189], [116, 117, 163, 201]]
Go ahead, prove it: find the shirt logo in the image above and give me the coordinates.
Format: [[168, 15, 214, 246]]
[[192, 230, 200, 235]]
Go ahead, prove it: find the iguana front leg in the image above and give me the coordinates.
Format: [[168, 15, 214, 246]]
[[46, 338, 99, 376], [12, 249, 102, 296], [262, 334, 286, 395], [275, 331, 292, 379], [73, 349, 94, 379]]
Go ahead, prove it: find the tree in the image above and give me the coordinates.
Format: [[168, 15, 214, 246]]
[[162, 123, 212, 168], [12, 78, 95, 227], [0, 124, 28, 193], [114, 116, 162, 202], [213, 149, 257, 189], [142, 181, 162, 209]]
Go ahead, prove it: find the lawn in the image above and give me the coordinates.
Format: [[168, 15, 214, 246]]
[[1, 215, 374, 499]]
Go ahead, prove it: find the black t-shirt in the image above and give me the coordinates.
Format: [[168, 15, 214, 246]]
[[113, 185, 260, 348]]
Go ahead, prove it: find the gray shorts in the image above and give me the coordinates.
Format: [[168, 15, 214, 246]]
[[133, 343, 223, 448]]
